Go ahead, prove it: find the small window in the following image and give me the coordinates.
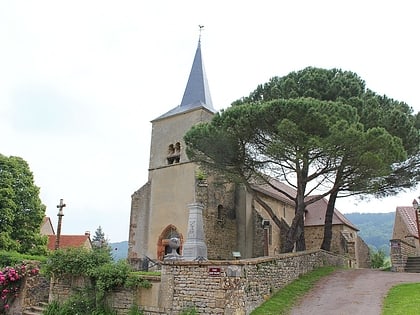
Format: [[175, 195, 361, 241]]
[[217, 205, 223, 220], [167, 143, 181, 165]]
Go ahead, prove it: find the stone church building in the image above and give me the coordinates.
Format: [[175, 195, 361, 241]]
[[128, 38, 369, 269]]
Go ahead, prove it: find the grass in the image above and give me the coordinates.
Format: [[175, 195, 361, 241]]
[[382, 283, 420, 315], [250, 266, 336, 315]]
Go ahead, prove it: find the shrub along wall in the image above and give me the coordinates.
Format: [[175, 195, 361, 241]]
[[47, 250, 347, 315]]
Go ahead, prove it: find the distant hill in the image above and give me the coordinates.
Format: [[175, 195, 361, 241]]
[[110, 241, 128, 261], [109, 212, 395, 259], [345, 212, 395, 255]]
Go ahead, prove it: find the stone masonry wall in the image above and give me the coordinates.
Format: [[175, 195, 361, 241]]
[[196, 178, 238, 260], [390, 238, 417, 272], [46, 250, 347, 315], [356, 235, 371, 268], [8, 273, 50, 315], [160, 250, 347, 315]]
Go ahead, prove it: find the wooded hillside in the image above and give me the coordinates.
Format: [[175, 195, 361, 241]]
[[345, 212, 395, 255]]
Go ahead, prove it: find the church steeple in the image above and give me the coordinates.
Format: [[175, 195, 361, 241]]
[[179, 38, 214, 110], [153, 34, 215, 121]]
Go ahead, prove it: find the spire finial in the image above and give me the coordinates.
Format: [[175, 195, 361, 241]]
[[198, 25, 204, 43]]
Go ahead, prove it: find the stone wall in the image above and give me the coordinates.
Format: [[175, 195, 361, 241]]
[[49, 275, 92, 303], [158, 250, 347, 315], [356, 236, 370, 268], [197, 178, 239, 260], [390, 239, 417, 272], [46, 250, 347, 315], [8, 273, 49, 315]]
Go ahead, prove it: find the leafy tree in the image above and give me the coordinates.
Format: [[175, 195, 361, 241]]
[[185, 67, 417, 252], [0, 154, 47, 254], [370, 248, 387, 269], [231, 67, 419, 251]]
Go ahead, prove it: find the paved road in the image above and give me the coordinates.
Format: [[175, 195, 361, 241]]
[[288, 269, 420, 315]]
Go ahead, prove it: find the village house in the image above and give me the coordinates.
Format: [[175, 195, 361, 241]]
[[40, 216, 92, 250], [390, 201, 420, 272]]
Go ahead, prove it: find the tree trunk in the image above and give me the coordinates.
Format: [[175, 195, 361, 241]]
[[295, 214, 306, 251], [284, 201, 306, 252], [321, 188, 339, 251]]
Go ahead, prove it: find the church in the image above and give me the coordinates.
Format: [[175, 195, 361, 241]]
[[127, 37, 369, 269]]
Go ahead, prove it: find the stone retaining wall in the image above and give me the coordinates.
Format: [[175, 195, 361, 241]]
[[160, 250, 347, 314], [44, 250, 347, 315], [7, 273, 49, 315], [390, 239, 417, 272]]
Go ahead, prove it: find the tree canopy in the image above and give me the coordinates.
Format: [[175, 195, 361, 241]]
[[185, 67, 419, 252], [0, 154, 47, 254]]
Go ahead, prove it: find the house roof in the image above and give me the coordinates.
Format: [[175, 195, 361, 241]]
[[153, 39, 215, 122], [251, 179, 296, 206], [396, 206, 418, 238], [47, 234, 91, 251], [304, 197, 359, 231], [251, 178, 358, 230]]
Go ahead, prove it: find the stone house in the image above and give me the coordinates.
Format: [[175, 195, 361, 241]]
[[390, 203, 420, 271], [128, 37, 367, 268], [304, 197, 370, 268], [391, 205, 419, 251]]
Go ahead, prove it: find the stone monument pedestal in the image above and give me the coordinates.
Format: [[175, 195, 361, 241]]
[[182, 203, 207, 261]]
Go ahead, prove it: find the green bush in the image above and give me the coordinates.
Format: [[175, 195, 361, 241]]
[[0, 250, 47, 268], [42, 288, 117, 315], [43, 248, 151, 314], [370, 248, 388, 269], [43, 247, 112, 277]]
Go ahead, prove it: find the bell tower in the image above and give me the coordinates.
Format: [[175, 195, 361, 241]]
[[128, 35, 216, 267]]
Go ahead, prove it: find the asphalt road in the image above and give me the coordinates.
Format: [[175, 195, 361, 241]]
[[288, 269, 420, 315]]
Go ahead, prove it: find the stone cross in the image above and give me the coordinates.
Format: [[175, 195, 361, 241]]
[[55, 199, 66, 250]]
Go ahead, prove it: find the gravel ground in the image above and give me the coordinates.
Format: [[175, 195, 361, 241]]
[[288, 269, 420, 315]]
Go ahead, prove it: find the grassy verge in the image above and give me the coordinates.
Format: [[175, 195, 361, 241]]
[[382, 283, 420, 315], [250, 266, 336, 315]]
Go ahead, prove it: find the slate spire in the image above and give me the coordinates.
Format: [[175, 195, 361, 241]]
[[152, 33, 215, 121], [179, 38, 214, 110]]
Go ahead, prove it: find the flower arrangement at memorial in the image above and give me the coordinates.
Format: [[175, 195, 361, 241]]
[[0, 262, 39, 314]]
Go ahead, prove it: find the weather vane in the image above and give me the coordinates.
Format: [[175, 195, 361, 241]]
[[199, 25, 204, 41]]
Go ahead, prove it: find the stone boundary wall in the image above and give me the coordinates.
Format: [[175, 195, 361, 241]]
[[159, 249, 347, 315], [390, 239, 417, 272], [8, 274, 50, 315], [44, 250, 347, 315]]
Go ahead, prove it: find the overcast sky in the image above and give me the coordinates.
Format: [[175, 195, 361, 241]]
[[1, 1, 419, 242]]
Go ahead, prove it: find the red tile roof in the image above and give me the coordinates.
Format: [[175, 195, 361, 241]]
[[396, 206, 418, 238], [251, 179, 296, 206], [47, 234, 92, 251], [304, 197, 359, 231]]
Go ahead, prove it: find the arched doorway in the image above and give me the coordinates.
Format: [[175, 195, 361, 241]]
[[157, 224, 184, 261]]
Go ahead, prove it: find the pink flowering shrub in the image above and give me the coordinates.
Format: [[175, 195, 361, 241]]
[[0, 262, 39, 314]]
